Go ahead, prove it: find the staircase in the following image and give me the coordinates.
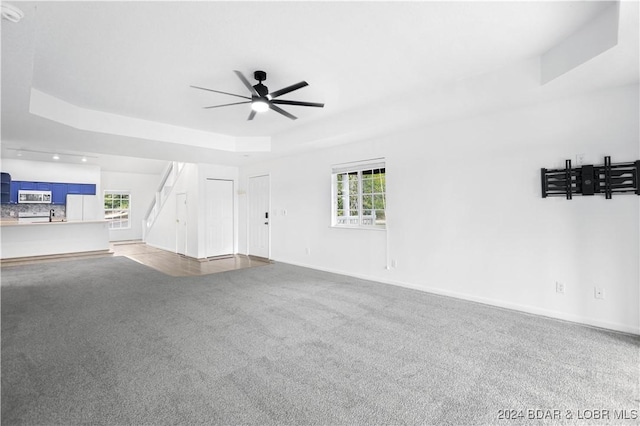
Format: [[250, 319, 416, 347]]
[[142, 161, 185, 240]]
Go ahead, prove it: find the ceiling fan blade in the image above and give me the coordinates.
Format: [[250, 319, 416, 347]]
[[190, 85, 251, 100], [247, 110, 257, 121], [268, 81, 308, 99], [233, 70, 259, 96], [269, 104, 297, 120], [203, 101, 251, 109], [271, 99, 324, 108]]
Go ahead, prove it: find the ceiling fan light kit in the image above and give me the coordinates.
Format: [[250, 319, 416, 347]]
[[251, 98, 270, 113], [192, 70, 324, 120]]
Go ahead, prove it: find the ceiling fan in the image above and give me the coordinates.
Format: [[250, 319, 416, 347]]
[[191, 70, 324, 121]]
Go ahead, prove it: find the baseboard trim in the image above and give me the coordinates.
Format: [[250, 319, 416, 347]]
[[280, 260, 640, 336], [0, 249, 113, 265], [110, 240, 144, 246], [144, 241, 176, 254]]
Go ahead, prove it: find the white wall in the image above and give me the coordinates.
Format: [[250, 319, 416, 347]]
[[239, 84, 639, 334], [144, 163, 239, 259], [1, 158, 101, 184], [101, 170, 160, 241], [145, 163, 199, 257]]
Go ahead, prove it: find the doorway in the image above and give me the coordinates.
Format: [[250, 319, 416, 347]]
[[248, 175, 270, 259], [205, 179, 234, 258]]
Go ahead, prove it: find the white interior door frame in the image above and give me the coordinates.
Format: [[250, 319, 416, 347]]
[[247, 174, 270, 259], [205, 178, 234, 258], [176, 192, 187, 255]]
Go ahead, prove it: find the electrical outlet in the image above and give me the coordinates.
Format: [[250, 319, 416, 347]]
[[556, 281, 565, 294], [305, 247, 311, 255], [576, 153, 586, 166], [391, 259, 398, 268], [594, 287, 605, 300]]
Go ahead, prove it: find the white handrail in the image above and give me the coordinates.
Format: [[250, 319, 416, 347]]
[[142, 161, 185, 239]]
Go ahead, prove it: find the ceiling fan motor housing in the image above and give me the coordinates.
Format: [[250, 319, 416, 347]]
[[253, 70, 269, 96], [253, 83, 269, 97]]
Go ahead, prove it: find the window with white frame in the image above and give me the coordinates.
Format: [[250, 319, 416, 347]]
[[104, 191, 131, 229], [332, 160, 386, 229]]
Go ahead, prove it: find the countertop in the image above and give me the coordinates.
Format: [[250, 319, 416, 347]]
[[0, 220, 108, 227]]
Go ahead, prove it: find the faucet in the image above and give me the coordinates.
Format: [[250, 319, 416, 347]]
[[49, 209, 55, 222]]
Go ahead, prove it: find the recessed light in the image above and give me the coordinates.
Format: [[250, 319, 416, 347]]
[[52, 154, 60, 160], [81, 157, 87, 162], [16, 151, 23, 157]]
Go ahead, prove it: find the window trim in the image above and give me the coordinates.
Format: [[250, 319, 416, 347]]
[[104, 190, 131, 230], [331, 159, 386, 230]]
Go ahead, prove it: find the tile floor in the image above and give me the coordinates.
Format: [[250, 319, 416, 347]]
[[1, 242, 270, 277], [112, 242, 270, 277]]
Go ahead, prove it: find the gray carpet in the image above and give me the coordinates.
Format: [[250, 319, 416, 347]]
[[2, 257, 638, 425]]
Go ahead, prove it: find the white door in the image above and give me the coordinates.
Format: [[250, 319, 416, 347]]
[[205, 179, 234, 257], [248, 175, 270, 259], [176, 193, 187, 255]]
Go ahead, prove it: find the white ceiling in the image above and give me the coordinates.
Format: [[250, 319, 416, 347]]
[[1, 1, 638, 173]]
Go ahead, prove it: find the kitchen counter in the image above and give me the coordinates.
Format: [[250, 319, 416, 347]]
[[1, 220, 110, 259], [0, 219, 107, 226]]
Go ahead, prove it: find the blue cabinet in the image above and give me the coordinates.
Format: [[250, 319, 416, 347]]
[[65, 183, 96, 195], [0, 188, 9, 204], [9, 182, 19, 204], [0, 172, 10, 204], [52, 183, 67, 205], [5, 180, 96, 204], [36, 182, 51, 191], [81, 184, 96, 195], [66, 184, 82, 194]]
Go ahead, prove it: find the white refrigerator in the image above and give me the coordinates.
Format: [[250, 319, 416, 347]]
[[66, 195, 100, 221]]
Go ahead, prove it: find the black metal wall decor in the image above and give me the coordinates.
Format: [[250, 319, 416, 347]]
[[541, 156, 640, 200]]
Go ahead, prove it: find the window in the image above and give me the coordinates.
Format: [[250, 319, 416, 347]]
[[332, 160, 386, 229], [104, 191, 130, 229]]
